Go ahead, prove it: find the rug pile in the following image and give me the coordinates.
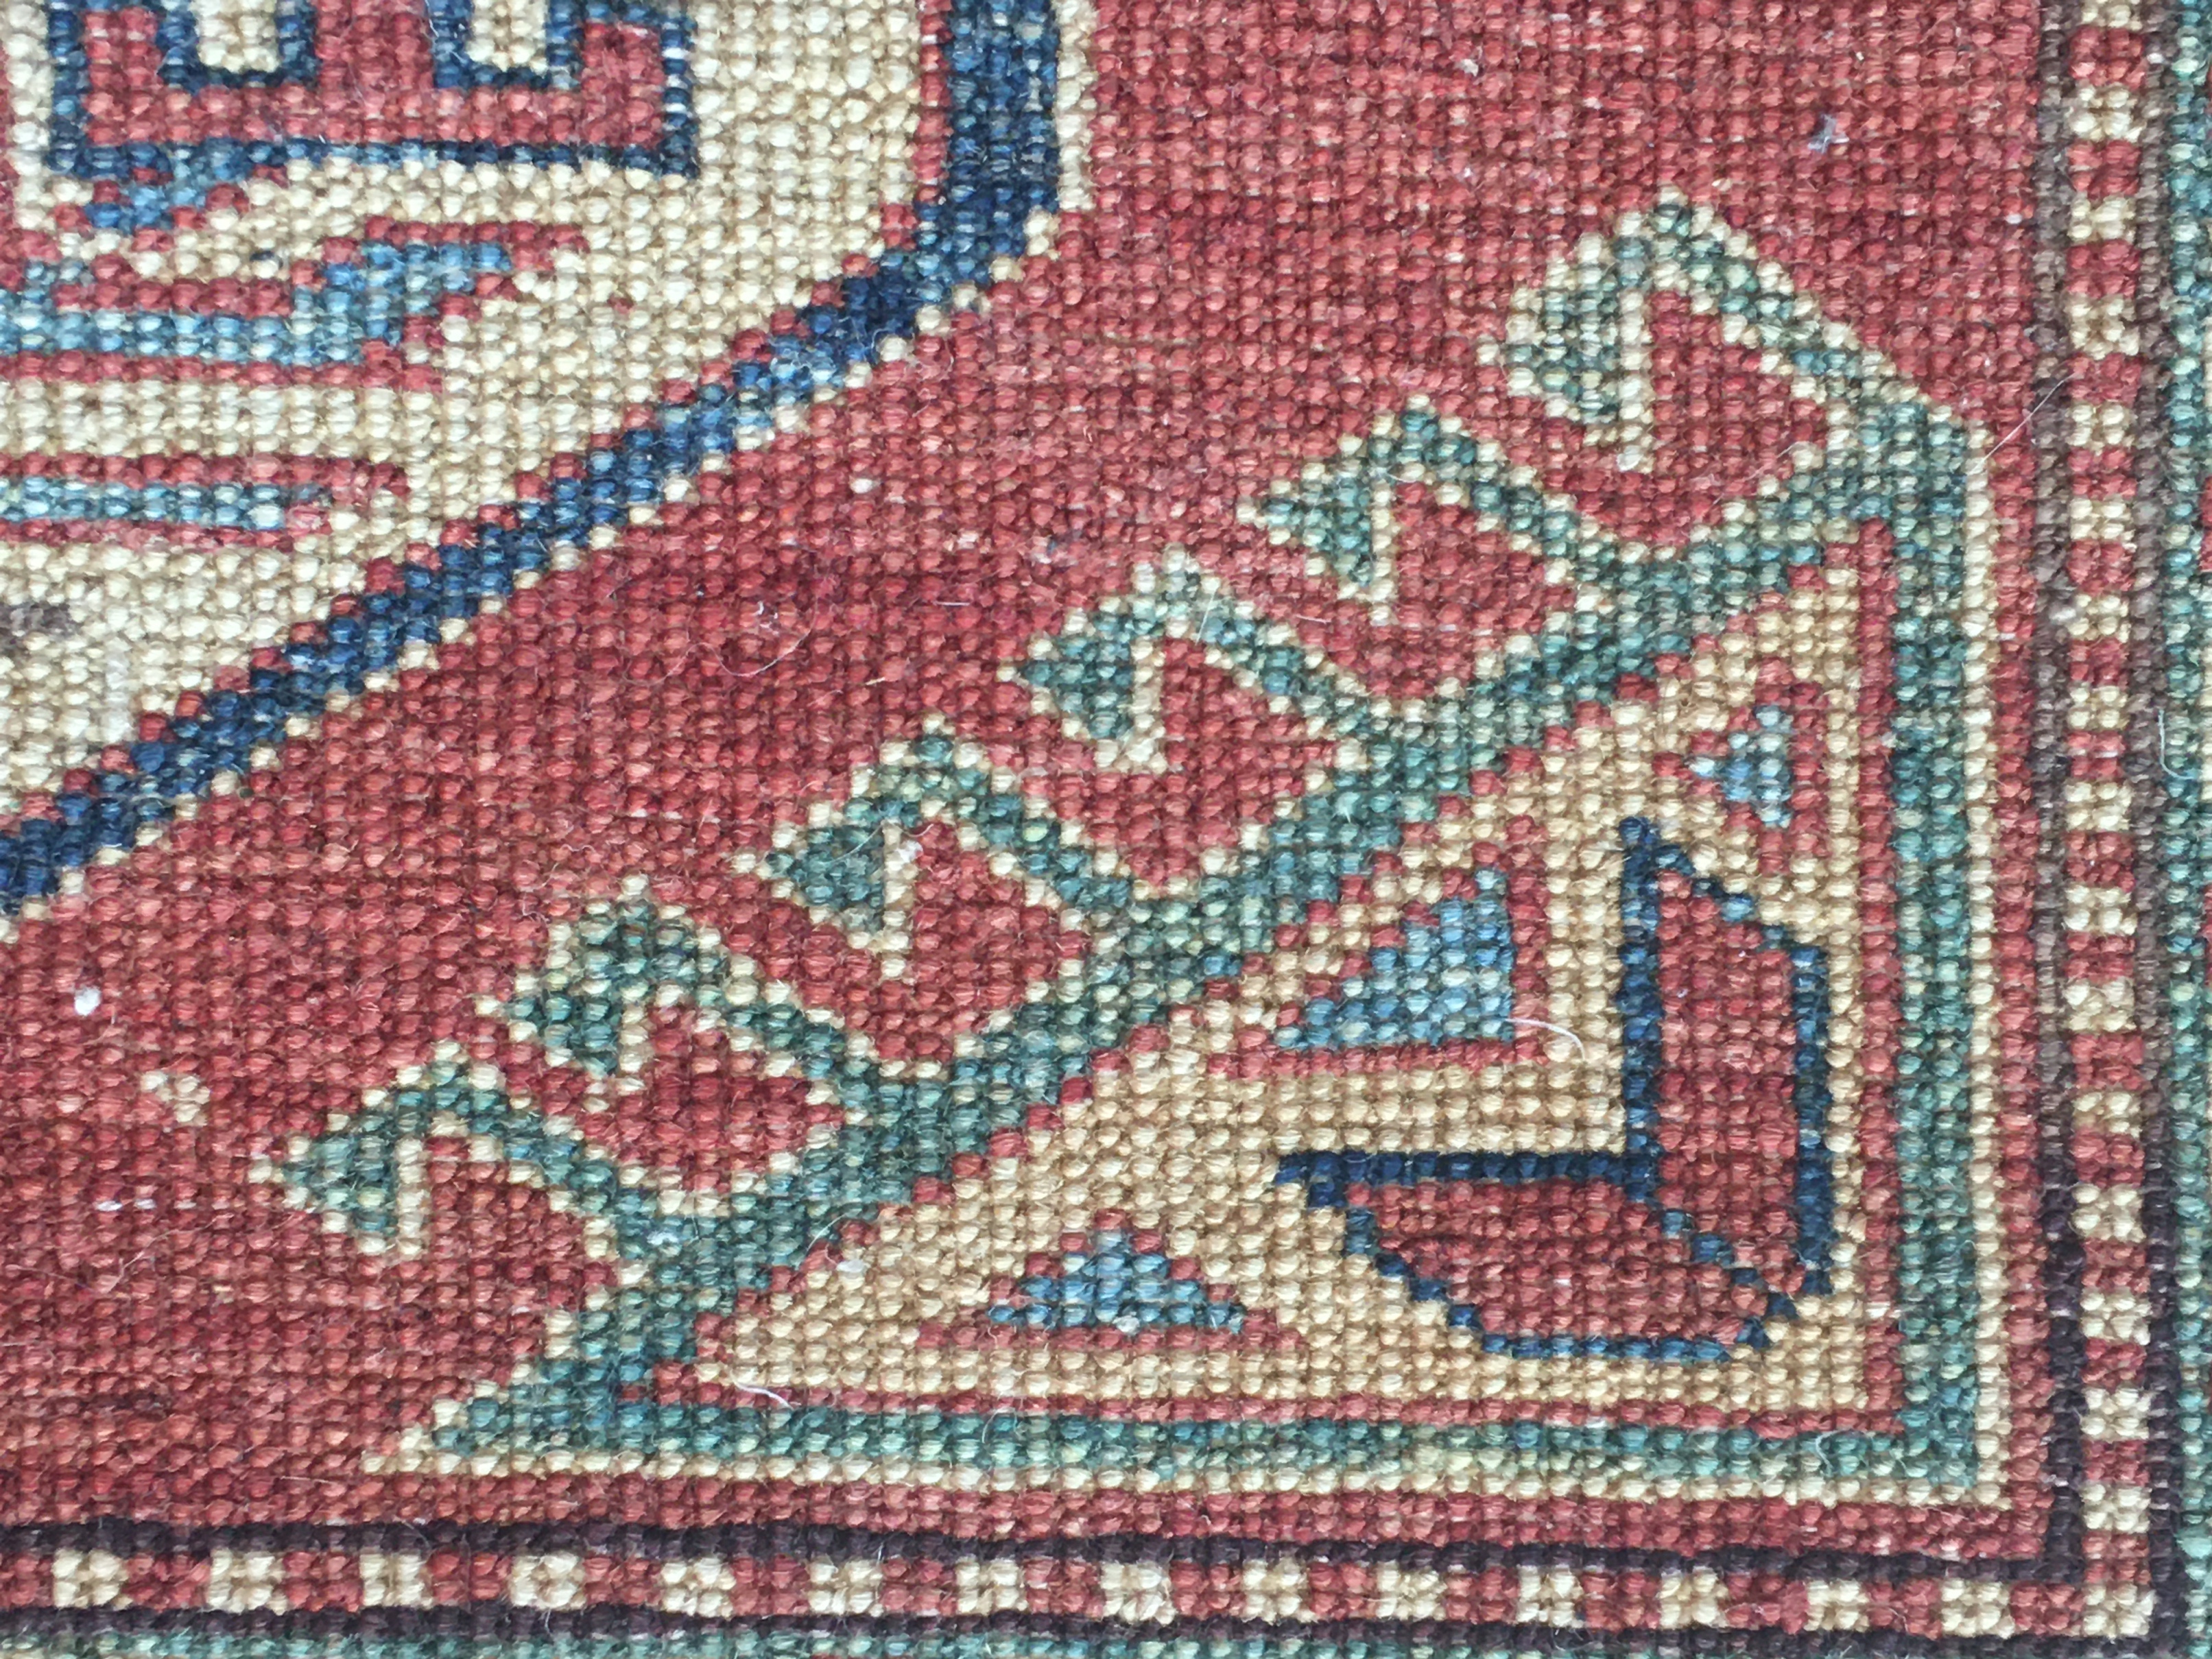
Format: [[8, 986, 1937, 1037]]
[[0, 0, 2206, 1650]]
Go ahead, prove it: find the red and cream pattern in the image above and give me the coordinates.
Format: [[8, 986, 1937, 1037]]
[[0, 0, 1091, 808], [2052, 0, 2159, 1638], [0, 0, 2187, 1648]]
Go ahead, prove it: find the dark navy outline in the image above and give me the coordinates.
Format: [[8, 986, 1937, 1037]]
[[1277, 817, 1836, 1362], [42, 0, 696, 230], [1618, 817, 1837, 1293], [0, 0, 1062, 901]]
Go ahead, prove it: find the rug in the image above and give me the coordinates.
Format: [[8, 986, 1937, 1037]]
[[0, 0, 2204, 1651]]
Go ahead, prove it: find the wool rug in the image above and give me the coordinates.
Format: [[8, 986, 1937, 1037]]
[[0, 0, 2204, 1651]]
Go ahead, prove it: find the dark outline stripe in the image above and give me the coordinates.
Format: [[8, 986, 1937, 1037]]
[[0, 1512, 2075, 1583], [2126, 0, 2190, 1639], [0, 1602, 2161, 1657], [2026, 0, 2091, 1586]]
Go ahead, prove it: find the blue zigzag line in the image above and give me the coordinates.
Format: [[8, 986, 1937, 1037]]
[[0, 0, 1062, 904]]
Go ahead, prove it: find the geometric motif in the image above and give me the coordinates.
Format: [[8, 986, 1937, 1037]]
[[979, 1220, 1254, 1338], [47, 198, 2014, 1495], [47, 0, 693, 230], [0, 0, 2192, 1643], [1274, 857, 1522, 1053], [1277, 818, 1833, 1361], [227, 201, 2012, 1514], [0, 0, 1076, 823], [1656, 665, 1832, 872], [938, 1215, 1285, 1350]]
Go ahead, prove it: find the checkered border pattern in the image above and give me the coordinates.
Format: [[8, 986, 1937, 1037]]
[[2036, 0, 2163, 1642], [0, 1538, 2156, 1640]]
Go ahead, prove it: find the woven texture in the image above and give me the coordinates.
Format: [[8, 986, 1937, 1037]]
[[1, 0, 2209, 1651]]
